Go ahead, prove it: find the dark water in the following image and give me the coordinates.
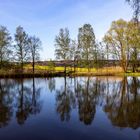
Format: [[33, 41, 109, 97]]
[[0, 77, 140, 140]]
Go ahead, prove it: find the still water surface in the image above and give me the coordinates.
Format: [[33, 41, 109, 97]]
[[0, 77, 140, 140]]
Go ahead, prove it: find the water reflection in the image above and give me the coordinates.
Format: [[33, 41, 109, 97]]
[[104, 77, 140, 129], [0, 79, 15, 127], [77, 77, 96, 125], [0, 78, 42, 127], [16, 78, 42, 125], [56, 77, 74, 121], [55, 77, 140, 129], [48, 78, 56, 93], [55, 77, 106, 125], [0, 76, 140, 131]]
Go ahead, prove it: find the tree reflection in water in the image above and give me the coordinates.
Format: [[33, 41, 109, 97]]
[[56, 77, 74, 122], [0, 78, 42, 127], [77, 77, 97, 125], [48, 78, 56, 93], [0, 79, 15, 128], [55, 77, 101, 125], [55, 76, 140, 129], [16, 78, 42, 125], [0, 77, 140, 131], [103, 77, 140, 129]]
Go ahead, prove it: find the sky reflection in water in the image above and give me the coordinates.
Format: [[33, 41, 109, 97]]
[[0, 77, 140, 140]]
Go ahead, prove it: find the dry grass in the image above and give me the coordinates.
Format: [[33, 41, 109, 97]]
[[24, 65, 123, 73], [95, 66, 123, 73], [1, 65, 140, 77]]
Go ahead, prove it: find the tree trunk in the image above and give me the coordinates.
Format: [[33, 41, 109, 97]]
[[64, 62, 66, 75], [74, 59, 76, 73], [132, 62, 136, 72], [21, 61, 24, 74], [133, 48, 138, 72], [33, 57, 35, 74], [0, 57, 2, 69], [0, 52, 3, 69], [121, 59, 128, 73], [87, 59, 90, 72]]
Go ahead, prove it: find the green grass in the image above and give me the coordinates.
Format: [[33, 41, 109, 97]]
[[24, 65, 97, 73], [24, 65, 116, 73], [124, 73, 140, 77]]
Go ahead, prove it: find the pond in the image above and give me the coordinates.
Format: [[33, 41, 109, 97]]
[[0, 77, 140, 140]]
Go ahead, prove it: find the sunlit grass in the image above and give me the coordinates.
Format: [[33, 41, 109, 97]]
[[24, 65, 123, 73], [1, 64, 140, 77]]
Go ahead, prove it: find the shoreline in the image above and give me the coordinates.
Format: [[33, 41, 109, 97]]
[[0, 71, 140, 78]]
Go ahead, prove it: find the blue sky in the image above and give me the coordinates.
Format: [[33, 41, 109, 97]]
[[0, 0, 132, 60]]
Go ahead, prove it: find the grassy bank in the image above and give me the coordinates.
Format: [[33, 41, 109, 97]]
[[0, 71, 66, 78], [0, 66, 140, 78]]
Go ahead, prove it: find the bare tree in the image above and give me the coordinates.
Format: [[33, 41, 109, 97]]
[[28, 36, 42, 74], [0, 26, 12, 69], [14, 26, 29, 72], [126, 0, 140, 22]]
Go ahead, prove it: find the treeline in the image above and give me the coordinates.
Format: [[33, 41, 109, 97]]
[[0, 26, 41, 73], [0, 0, 139, 74], [0, 19, 139, 74], [55, 19, 140, 73], [54, 0, 140, 73]]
